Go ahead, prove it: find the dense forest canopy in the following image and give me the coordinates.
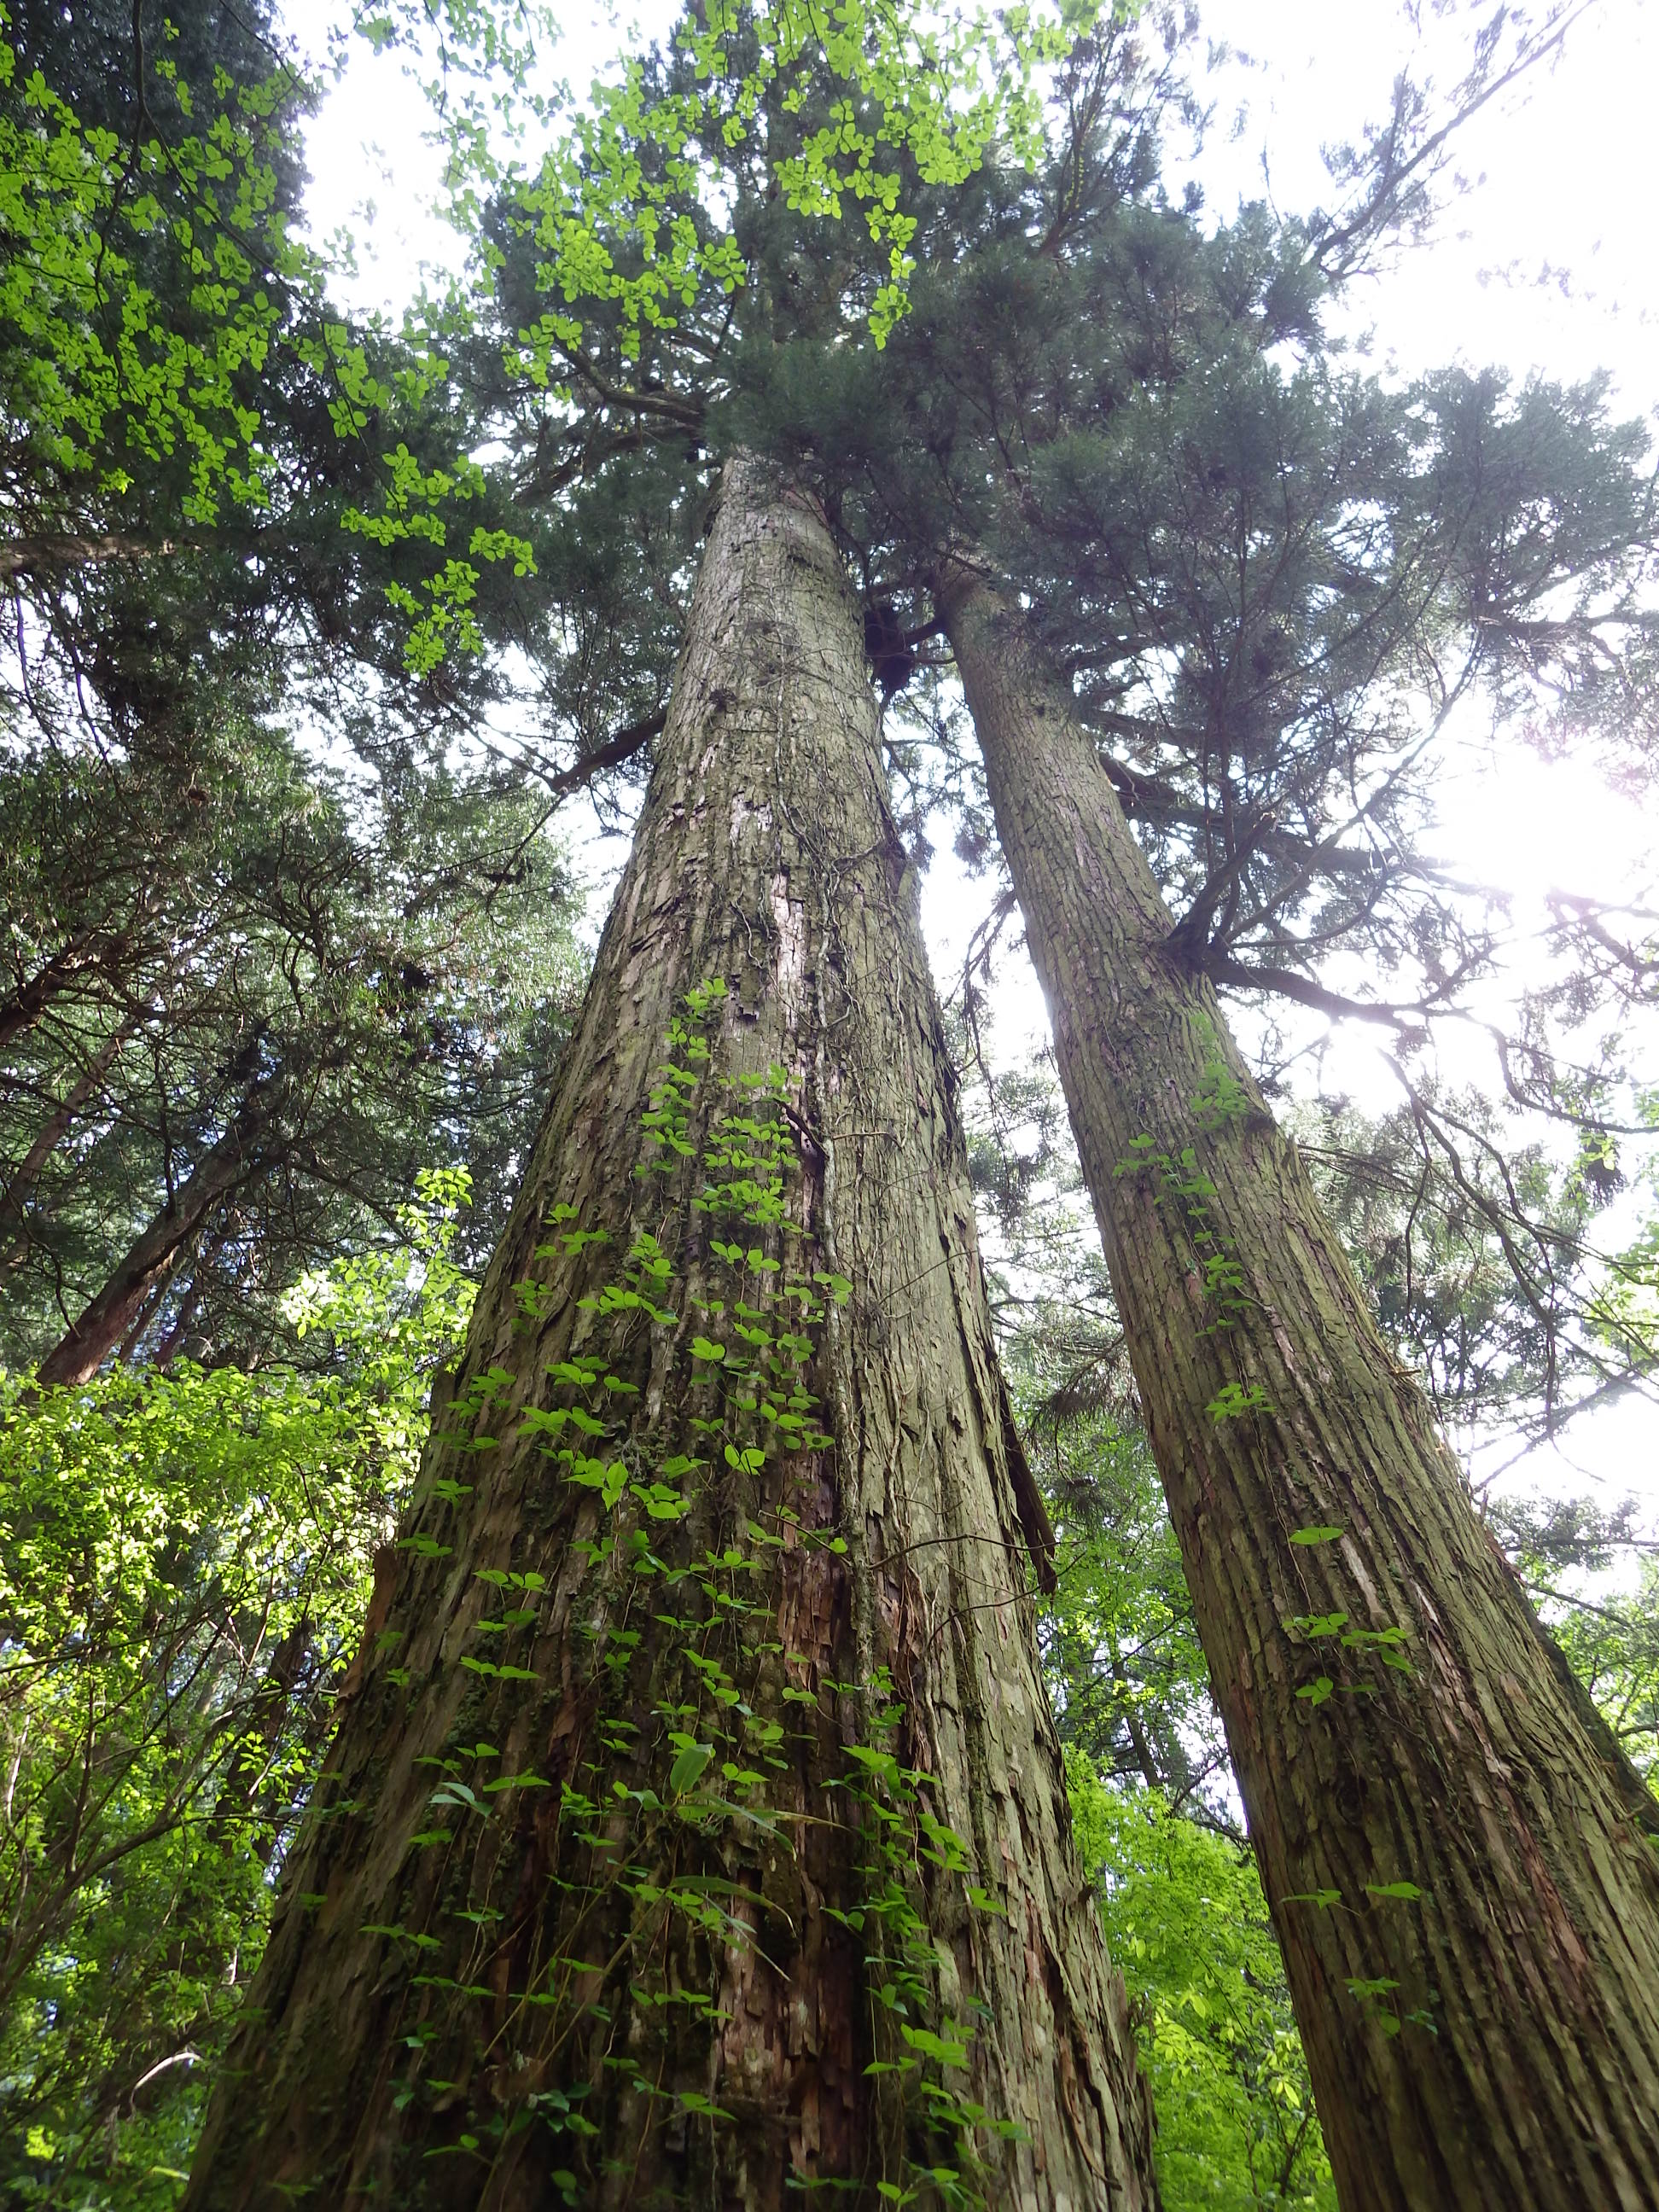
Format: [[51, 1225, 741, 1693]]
[[1, 0, 1656, 2205]]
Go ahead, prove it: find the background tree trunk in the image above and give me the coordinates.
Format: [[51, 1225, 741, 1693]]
[[0, 934, 103, 1051], [34, 1082, 277, 1387], [182, 461, 1158, 2212], [936, 554, 1659, 2212], [0, 1021, 128, 1251]]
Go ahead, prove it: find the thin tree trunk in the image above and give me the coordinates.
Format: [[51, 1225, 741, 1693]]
[[212, 1622, 316, 1855], [35, 1086, 276, 1388], [151, 1252, 212, 1369], [0, 1022, 128, 1246], [936, 554, 1659, 2212], [0, 533, 182, 579], [0, 933, 102, 1051], [81, 1627, 316, 2150], [181, 459, 1158, 2212]]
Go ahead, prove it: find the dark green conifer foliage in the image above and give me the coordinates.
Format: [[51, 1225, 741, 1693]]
[[0, 718, 584, 1373], [483, 0, 1659, 1417], [0, 0, 664, 1373]]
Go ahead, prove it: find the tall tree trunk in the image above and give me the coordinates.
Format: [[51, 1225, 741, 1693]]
[[181, 459, 1157, 2212], [935, 555, 1659, 2212], [35, 1084, 276, 1387]]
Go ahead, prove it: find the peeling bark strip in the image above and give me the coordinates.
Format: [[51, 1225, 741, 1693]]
[[183, 460, 1157, 2212], [936, 555, 1659, 2212]]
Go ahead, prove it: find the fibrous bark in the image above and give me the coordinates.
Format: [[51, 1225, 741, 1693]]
[[936, 553, 1659, 2212], [0, 533, 183, 579], [182, 461, 1157, 2212]]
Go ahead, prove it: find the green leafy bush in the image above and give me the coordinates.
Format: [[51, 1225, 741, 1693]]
[[1068, 1765, 1336, 2211], [0, 1173, 474, 2205]]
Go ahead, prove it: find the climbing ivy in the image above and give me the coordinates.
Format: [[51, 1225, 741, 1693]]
[[1111, 1036, 1432, 2052], [333, 981, 1024, 2202]]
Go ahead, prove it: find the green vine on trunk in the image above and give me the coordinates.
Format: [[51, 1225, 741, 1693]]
[[1115, 1037, 1431, 2047], [313, 978, 1022, 2202]]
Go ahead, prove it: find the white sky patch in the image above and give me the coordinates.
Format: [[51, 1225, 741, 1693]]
[[280, 0, 683, 312], [1168, 0, 1658, 398]]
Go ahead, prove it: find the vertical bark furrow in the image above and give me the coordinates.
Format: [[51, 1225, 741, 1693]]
[[937, 554, 1659, 2212], [182, 465, 1157, 2211]]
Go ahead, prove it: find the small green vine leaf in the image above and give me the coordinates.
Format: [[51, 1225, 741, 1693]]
[[668, 1743, 715, 1795], [676, 2091, 735, 2120], [900, 2023, 970, 2067], [1205, 1381, 1275, 1422], [428, 1782, 489, 1818]]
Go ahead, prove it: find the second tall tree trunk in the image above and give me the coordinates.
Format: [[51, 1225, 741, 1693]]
[[936, 554, 1659, 2212], [180, 463, 1157, 2211]]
